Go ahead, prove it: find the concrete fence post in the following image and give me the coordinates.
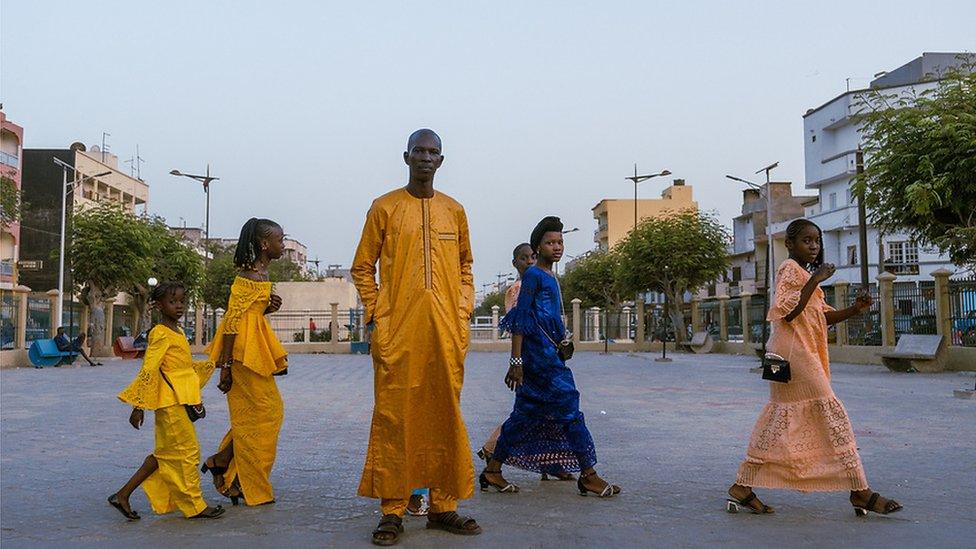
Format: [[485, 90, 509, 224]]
[[330, 303, 340, 353], [491, 305, 500, 342], [931, 268, 953, 340], [46, 289, 60, 337], [13, 285, 29, 349], [718, 295, 729, 342], [590, 307, 601, 341], [833, 280, 851, 345], [104, 297, 116, 347], [303, 308, 311, 343], [833, 280, 850, 346], [635, 299, 645, 350], [571, 299, 581, 346], [877, 271, 897, 347], [740, 292, 752, 345]]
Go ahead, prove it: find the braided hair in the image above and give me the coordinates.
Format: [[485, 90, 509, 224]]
[[784, 218, 825, 270], [150, 281, 186, 305], [530, 216, 563, 252], [233, 217, 282, 270]]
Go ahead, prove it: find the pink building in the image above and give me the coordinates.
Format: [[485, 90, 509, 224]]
[[1, 110, 24, 286]]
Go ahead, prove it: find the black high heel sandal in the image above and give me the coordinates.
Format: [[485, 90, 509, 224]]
[[478, 470, 519, 493], [200, 456, 228, 476]]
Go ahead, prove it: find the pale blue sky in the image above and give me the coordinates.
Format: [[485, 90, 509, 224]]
[[3, 1, 974, 288]]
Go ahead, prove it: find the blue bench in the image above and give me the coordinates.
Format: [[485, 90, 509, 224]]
[[28, 339, 78, 368]]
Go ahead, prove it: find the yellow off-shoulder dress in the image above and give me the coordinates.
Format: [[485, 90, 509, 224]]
[[207, 276, 288, 505], [117, 324, 216, 517]]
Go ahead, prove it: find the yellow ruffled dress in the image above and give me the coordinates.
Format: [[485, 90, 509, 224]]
[[207, 276, 288, 505], [117, 324, 215, 517]]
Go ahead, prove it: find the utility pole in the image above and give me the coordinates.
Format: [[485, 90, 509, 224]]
[[856, 149, 869, 287]]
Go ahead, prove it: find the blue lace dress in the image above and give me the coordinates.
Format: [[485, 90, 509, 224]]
[[494, 265, 597, 474]]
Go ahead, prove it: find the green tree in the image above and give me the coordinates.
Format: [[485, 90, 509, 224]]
[[561, 250, 624, 309], [615, 210, 730, 343], [69, 204, 156, 356], [474, 290, 506, 318], [855, 62, 976, 266], [200, 245, 236, 310], [0, 174, 20, 227], [128, 220, 204, 335]]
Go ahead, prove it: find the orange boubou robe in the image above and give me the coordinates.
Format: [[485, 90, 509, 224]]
[[352, 187, 475, 501]]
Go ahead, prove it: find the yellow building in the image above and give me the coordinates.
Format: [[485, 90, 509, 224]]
[[592, 179, 697, 250], [72, 147, 149, 213]]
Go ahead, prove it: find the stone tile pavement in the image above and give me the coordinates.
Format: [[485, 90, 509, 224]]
[[2, 351, 974, 548]]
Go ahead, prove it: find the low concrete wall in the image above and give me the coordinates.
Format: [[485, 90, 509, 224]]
[[1, 349, 30, 369]]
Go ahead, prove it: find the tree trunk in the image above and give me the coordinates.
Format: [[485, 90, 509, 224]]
[[668, 288, 687, 344], [87, 286, 108, 357]]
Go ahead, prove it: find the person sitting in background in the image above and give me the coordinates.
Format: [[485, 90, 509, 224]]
[[54, 327, 102, 366]]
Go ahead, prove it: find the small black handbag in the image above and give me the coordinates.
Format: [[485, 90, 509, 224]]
[[539, 273, 574, 361], [161, 371, 206, 422], [761, 352, 791, 383]]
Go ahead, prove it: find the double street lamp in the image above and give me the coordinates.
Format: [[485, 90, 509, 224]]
[[52, 157, 110, 330], [169, 166, 220, 262], [170, 166, 221, 341], [624, 165, 671, 233], [726, 162, 778, 355]]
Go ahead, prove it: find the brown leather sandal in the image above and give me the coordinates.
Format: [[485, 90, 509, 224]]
[[371, 514, 403, 546], [426, 511, 482, 535]]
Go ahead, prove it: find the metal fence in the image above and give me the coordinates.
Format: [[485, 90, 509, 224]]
[[1, 292, 18, 349], [843, 284, 881, 346], [264, 309, 366, 343], [26, 297, 51, 343], [948, 276, 976, 347], [891, 281, 937, 337], [699, 300, 719, 338], [726, 297, 743, 341], [747, 294, 768, 345]]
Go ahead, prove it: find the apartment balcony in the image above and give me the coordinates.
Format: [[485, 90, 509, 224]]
[[0, 151, 18, 169]]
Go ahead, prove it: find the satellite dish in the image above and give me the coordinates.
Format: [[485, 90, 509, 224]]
[[69, 142, 87, 151], [90, 145, 100, 153]]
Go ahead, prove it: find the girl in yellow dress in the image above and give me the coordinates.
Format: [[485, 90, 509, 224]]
[[201, 217, 287, 506], [108, 282, 224, 520]]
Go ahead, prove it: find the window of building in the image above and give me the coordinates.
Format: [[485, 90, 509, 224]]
[[847, 245, 857, 265], [812, 134, 817, 142], [887, 241, 919, 265], [732, 266, 742, 282], [846, 188, 852, 206], [829, 193, 837, 210]]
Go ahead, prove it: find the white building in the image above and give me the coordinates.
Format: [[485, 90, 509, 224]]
[[801, 52, 972, 287]]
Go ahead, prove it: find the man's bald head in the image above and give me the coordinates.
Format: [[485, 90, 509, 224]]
[[406, 128, 442, 152]]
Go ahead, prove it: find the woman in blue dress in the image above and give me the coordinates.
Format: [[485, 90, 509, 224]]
[[480, 216, 621, 498]]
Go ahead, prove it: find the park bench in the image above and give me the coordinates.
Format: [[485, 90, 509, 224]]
[[113, 336, 145, 359], [28, 339, 77, 368], [880, 334, 947, 373], [680, 331, 714, 354]]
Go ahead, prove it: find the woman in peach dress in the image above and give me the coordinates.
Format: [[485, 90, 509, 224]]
[[728, 219, 902, 517]]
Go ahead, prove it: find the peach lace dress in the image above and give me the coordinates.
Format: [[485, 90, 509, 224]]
[[736, 259, 869, 492]]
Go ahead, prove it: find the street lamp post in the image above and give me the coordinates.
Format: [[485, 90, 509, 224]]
[[170, 166, 221, 339], [624, 165, 671, 234], [624, 165, 671, 345], [52, 158, 110, 331], [726, 162, 778, 356]]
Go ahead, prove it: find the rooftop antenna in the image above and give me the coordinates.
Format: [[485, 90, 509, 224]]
[[101, 132, 111, 163]]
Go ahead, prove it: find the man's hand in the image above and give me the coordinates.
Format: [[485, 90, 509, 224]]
[[129, 408, 145, 430], [265, 294, 282, 314], [811, 263, 836, 283], [504, 364, 523, 391]]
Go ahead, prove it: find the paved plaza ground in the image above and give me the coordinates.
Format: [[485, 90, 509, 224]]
[[2, 351, 974, 548]]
